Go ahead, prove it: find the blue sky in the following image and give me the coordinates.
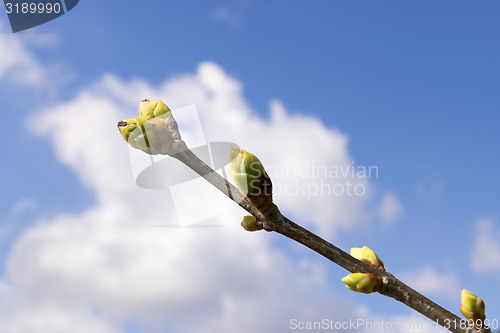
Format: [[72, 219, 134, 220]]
[[1, 1, 500, 333]]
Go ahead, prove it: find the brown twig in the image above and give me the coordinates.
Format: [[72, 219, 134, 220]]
[[167, 139, 490, 333]]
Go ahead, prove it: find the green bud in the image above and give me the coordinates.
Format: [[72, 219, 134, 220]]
[[117, 99, 181, 155], [350, 246, 385, 270], [139, 99, 171, 119], [117, 118, 139, 142], [460, 289, 486, 322], [229, 148, 273, 212], [240, 215, 263, 232], [341, 273, 381, 294]]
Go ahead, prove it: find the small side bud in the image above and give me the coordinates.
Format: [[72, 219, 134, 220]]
[[350, 246, 385, 270], [341, 273, 381, 294], [460, 289, 486, 323], [240, 216, 263, 232], [229, 148, 273, 212]]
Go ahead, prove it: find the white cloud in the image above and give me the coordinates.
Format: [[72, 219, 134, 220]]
[[3, 62, 403, 332], [470, 218, 500, 272], [27, 62, 374, 238], [0, 283, 123, 333], [398, 266, 460, 300], [5, 209, 366, 332], [378, 192, 403, 226], [0, 18, 67, 91], [0, 31, 45, 85]]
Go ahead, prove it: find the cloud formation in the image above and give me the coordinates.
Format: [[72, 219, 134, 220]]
[[2, 62, 403, 332], [0, 21, 45, 85]]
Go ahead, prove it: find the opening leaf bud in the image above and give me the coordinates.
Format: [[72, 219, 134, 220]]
[[229, 148, 273, 212], [460, 289, 486, 323], [341, 273, 381, 294], [350, 246, 385, 270]]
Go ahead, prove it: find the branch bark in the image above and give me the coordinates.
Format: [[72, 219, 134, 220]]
[[168, 139, 491, 333]]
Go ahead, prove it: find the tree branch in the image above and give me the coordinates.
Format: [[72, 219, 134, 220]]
[[168, 139, 490, 333]]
